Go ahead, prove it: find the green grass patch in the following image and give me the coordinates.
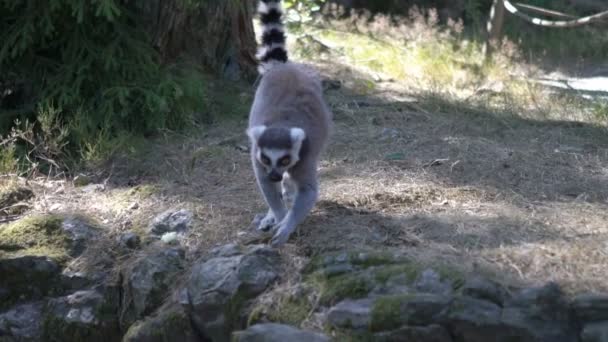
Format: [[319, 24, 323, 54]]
[[370, 295, 409, 332], [315, 272, 374, 306], [248, 295, 311, 327], [373, 263, 421, 284], [305, 250, 397, 275], [128, 184, 159, 199]]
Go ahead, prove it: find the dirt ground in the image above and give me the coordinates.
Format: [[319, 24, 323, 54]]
[[4, 59, 608, 295]]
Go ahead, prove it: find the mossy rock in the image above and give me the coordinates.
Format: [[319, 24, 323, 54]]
[[0, 215, 72, 263], [305, 251, 415, 305], [304, 250, 405, 305], [316, 272, 375, 306], [248, 286, 314, 327], [370, 294, 451, 332], [122, 304, 198, 342], [0, 214, 101, 263], [327, 330, 376, 342], [305, 251, 398, 275], [305, 250, 465, 308], [0, 214, 103, 310]]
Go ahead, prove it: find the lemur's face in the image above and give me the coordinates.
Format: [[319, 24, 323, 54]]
[[247, 125, 305, 182]]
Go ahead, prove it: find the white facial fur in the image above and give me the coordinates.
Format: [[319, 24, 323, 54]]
[[248, 125, 306, 173], [290, 127, 305, 155], [246, 125, 267, 144], [258, 148, 294, 173]]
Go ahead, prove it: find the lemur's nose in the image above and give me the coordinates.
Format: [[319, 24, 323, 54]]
[[269, 171, 283, 182]]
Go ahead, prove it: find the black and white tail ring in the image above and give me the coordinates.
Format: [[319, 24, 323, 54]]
[[257, 0, 288, 74]]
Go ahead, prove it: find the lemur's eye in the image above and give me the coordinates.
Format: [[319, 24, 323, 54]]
[[260, 154, 271, 165], [279, 156, 291, 166]]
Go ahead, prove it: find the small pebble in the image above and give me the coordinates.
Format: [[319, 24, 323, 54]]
[[161, 232, 179, 245]]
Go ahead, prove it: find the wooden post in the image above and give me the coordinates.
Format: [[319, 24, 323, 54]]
[[484, 0, 506, 60]]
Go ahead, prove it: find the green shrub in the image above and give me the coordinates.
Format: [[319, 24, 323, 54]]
[[0, 0, 206, 172]]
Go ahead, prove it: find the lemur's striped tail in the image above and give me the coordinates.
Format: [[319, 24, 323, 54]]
[[257, 0, 288, 74]]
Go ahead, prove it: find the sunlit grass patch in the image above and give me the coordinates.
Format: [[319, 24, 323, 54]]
[[291, 11, 606, 126]]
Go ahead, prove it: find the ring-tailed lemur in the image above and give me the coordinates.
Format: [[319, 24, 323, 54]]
[[247, 0, 332, 247]]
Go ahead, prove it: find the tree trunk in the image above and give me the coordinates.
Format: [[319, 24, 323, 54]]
[[136, 0, 258, 81], [483, 0, 506, 60]]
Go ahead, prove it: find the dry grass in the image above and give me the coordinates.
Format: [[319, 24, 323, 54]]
[[2, 13, 608, 298], [7, 64, 606, 294], [292, 10, 607, 126]]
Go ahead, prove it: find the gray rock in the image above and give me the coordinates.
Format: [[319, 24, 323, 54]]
[[122, 304, 198, 342], [209, 243, 242, 258], [118, 232, 141, 249], [506, 282, 564, 309], [499, 307, 568, 342], [0, 302, 44, 341], [327, 298, 373, 330], [120, 248, 185, 326], [43, 289, 120, 342], [61, 216, 100, 256], [573, 294, 608, 322], [414, 269, 453, 296], [582, 321, 608, 342], [148, 209, 193, 235], [61, 270, 96, 291], [371, 294, 451, 332], [0, 256, 62, 310], [373, 324, 453, 342], [440, 282, 580, 342], [184, 244, 280, 342], [500, 283, 577, 341], [232, 323, 329, 342], [461, 276, 508, 306], [444, 296, 506, 342]]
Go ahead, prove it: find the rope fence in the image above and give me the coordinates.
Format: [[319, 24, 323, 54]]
[[484, 0, 608, 58]]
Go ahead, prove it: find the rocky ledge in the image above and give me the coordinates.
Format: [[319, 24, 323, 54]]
[[2, 212, 608, 341]]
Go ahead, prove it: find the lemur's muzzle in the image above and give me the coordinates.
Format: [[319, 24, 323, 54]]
[[268, 170, 283, 183]]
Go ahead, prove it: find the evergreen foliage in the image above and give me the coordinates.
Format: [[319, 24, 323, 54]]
[[0, 0, 205, 171]]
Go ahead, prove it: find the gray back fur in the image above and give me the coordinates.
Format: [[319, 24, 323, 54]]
[[248, 62, 332, 169]]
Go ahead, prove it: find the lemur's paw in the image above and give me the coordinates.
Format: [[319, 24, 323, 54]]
[[270, 229, 291, 247], [257, 212, 276, 231], [270, 219, 296, 247]]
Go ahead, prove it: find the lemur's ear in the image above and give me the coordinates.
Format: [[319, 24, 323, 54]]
[[246, 125, 267, 143], [290, 127, 306, 151]]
